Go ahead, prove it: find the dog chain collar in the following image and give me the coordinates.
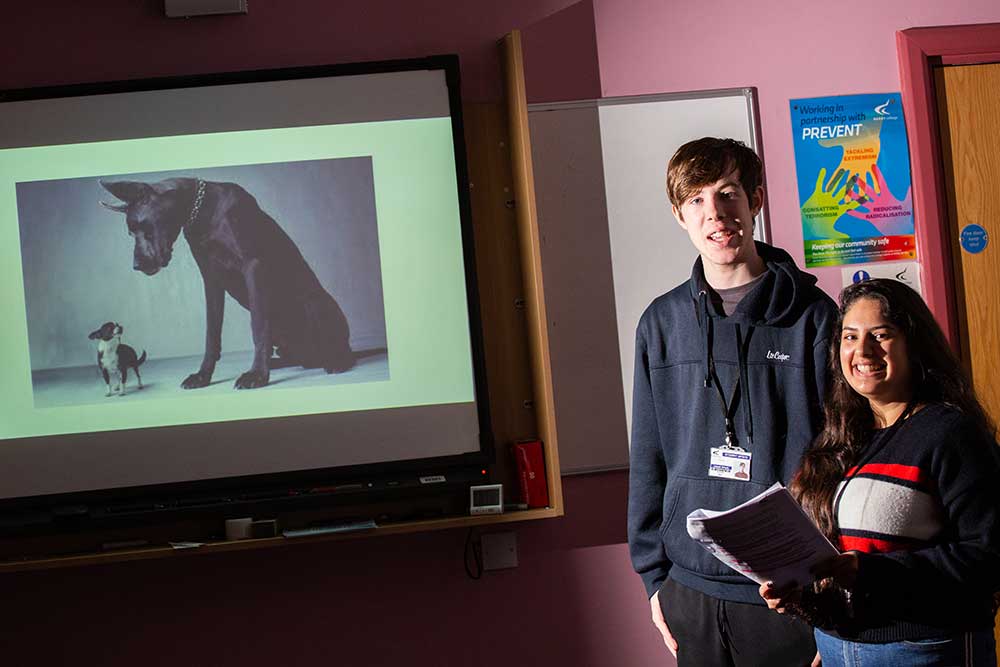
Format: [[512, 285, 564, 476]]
[[186, 179, 206, 229]]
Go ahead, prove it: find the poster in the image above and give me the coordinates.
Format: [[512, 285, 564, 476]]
[[790, 93, 917, 268]]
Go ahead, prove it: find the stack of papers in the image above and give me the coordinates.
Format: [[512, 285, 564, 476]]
[[686, 483, 838, 588]]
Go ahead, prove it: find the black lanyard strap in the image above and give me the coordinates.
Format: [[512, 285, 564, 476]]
[[709, 324, 754, 449], [698, 290, 755, 450], [709, 356, 741, 448]]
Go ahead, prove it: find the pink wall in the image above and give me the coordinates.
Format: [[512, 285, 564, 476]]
[[7, 2, 998, 665], [522, 0, 603, 103], [593, 0, 1000, 300]]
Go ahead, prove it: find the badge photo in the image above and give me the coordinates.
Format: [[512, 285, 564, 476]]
[[709, 448, 752, 481]]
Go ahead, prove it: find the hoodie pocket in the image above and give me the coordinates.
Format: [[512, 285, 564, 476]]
[[658, 474, 769, 577]]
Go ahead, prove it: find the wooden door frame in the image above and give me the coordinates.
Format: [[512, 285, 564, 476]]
[[896, 23, 1000, 349]]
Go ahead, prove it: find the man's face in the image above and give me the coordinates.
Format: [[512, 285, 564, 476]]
[[672, 169, 762, 272]]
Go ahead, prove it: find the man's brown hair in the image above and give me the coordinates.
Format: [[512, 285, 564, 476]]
[[666, 137, 763, 209]]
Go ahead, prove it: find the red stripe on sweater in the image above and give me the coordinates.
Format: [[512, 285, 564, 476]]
[[839, 534, 913, 553], [844, 462, 927, 484]]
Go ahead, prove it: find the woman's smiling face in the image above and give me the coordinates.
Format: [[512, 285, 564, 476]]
[[839, 297, 913, 409]]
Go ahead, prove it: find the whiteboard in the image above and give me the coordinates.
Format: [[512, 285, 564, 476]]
[[528, 88, 765, 474]]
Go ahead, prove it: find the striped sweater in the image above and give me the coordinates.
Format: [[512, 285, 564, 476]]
[[824, 403, 1000, 643], [837, 461, 944, 555]]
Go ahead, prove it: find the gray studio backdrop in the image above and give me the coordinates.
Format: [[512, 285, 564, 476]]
[[16, 157, 386, 371]]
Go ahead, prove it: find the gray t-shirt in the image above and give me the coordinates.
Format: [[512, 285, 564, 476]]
[[709, 271, 767, 316]]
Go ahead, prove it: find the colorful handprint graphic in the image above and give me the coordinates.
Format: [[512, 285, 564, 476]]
[[818, 120, 882, 189], [800, 167, 860, 240], [845, 164, 914, 237]]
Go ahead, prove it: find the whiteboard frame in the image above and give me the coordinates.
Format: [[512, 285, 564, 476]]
[[528, 86, 766, 475]]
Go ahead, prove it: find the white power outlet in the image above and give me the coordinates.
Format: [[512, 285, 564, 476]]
[[481, 531, 518, 570]]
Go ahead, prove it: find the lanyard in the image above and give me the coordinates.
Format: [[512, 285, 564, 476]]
[[709, 360, 741, 448], [707, 323, 751, 449], [832, 402, 917, 528]]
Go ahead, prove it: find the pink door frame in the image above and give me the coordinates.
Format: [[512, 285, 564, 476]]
[[896, 22, 1000, 349]]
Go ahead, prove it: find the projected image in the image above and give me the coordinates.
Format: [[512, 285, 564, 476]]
[[17, 157, 389, 407]]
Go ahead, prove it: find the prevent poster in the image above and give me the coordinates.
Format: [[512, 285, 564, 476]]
[[790, 93, 917, 267]]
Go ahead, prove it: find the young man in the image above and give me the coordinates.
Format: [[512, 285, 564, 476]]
[[627, 137, 838, 666]]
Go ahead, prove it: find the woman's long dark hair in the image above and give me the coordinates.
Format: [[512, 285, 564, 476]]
[[793, 279, 996, 540]]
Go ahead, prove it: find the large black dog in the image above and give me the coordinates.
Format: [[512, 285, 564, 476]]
[[99, 177, 354, 389]]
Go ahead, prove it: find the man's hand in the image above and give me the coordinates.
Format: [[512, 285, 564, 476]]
[[650, 590, 678, 657]]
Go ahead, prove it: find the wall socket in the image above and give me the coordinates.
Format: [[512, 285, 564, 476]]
[[481, 531, 518, 570]]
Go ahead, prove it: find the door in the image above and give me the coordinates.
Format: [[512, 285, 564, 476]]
[[934, 62, 1000, 656], [934, 63, 1000, 424]]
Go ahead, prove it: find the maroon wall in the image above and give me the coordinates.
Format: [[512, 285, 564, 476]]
[[0, 2, 664, 665], [1, 474, 658, 666], [1, 1, 583, 101]]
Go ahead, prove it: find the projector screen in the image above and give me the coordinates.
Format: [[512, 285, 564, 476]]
[[0, 58, 490, 507]]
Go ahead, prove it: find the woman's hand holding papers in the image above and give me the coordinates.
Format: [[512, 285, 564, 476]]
[[810, 551, 859, 588], [759, 551, 860, 618]]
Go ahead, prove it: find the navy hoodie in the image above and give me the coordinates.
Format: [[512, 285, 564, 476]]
[[627, 242, 837, 604]]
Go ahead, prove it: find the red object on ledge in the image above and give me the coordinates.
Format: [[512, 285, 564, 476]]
[[513, 440, 549, 508]]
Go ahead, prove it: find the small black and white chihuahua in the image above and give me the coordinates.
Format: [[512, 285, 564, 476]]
[[88, 322, 146, 396]]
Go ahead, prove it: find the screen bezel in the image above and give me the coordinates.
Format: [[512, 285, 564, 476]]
[[0, 55, 494, 525]]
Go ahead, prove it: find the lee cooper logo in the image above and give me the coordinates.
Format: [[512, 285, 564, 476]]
[[767, 350, 790, 362]]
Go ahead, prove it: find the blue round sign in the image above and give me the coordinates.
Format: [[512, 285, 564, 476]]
[[852, 270, 871, 283], [960, 224, 988, 254]]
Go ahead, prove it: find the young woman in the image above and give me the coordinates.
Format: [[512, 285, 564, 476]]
[[760, 279, 1000, 666]]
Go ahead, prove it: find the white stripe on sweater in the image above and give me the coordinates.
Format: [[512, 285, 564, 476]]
[[837, 476, 943, 541]]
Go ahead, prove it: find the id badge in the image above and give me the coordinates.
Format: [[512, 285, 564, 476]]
[[708, 447, 752, 481]]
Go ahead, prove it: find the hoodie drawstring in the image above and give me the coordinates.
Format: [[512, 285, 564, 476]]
[[699, 290, 713, 388], [736, 323, 755, 448]]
